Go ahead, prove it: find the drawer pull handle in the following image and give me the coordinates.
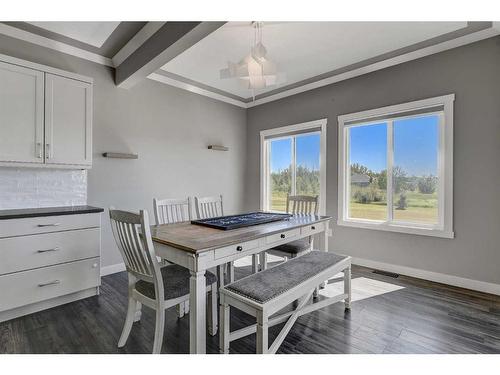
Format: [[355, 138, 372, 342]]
[[37, 223, 61, 227], [236, 246, 243, 251], [311, 226, 316, 230], [38, 280, 61, 287], [37, 247, 60, 253], [280, 234, 286, 239]]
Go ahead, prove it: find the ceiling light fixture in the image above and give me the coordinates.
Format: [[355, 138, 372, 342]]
[[220, 22, 285, 100]]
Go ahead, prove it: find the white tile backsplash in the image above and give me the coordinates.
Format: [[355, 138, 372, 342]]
[[0, 168, 87, 209]]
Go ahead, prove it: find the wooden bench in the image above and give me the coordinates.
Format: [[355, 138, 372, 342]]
[[219, 251, 352, 354]]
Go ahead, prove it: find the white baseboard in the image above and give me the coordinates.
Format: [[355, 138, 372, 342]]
[[101, 262, 126, 276], [352, 257, 500, 296], [100, 257, 500, 296]]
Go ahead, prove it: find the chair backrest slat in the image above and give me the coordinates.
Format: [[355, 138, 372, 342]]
[[109, 208, 162, 290], [286, 195, 319, 215], [194, 195, 224, 219], [153, 197, 192, 225]]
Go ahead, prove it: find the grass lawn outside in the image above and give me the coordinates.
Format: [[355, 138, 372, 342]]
[[350, 191, 438, 223], [270, 190, 438, 224]]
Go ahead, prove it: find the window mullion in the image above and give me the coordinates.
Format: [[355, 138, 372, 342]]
[[387, 120, 394, 223], [291, 136, 296, 196], [266, 140, 271, 211]]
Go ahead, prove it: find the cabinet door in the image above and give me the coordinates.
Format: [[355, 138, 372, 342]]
[[0, 61, 44, 164], [45, 74, 92, 167]]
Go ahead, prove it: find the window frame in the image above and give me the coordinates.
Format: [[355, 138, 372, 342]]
[[337, 94, 454, 238], [260, 119, 327, 215]]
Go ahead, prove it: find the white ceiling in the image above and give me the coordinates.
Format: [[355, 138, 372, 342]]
[[161, 22, 467, 100], [28, 22, 120, 47]]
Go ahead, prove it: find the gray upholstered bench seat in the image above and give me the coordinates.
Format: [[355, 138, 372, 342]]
[[226, 251, 348, 303], [219, 251, 352, 354], [270, 238, 310, 256], [136, 264, 217, 300]]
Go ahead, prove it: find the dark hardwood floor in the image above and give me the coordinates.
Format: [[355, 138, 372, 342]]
[[1, 263, 499, 354]]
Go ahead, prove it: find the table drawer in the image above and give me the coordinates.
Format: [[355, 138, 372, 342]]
[[0, 257, 100, 312], [0, 228, 100, 275], [300, 222, 325, 237], [266, 228, 300, 246], [0, 213, 100, 238], [214, 239, 259, 260]]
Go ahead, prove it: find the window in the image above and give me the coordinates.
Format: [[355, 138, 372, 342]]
[[261, 120, 326, 214], [338, 95, 454, 238]]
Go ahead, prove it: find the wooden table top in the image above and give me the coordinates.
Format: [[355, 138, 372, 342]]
[[151, 214, 331, 254]]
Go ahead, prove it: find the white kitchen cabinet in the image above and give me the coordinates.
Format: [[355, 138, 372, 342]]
[[0, 54, 93, 169], [45, 74, 92, 167], [0, 207, 103, 322], [0, 61, 44, 164]]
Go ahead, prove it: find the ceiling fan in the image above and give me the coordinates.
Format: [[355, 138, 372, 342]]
[[219, 21, 286, 99]]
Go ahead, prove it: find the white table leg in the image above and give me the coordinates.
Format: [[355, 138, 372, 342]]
[[344, 265, 352, 310], [217, 264, 225, 289], [320, 222, 330, 289], [259, 251, 267, 271], [252, 254, 259, 273], [227, 262, 235, 283], [134, 302, 142, 322], [189, 270, 207, 354]]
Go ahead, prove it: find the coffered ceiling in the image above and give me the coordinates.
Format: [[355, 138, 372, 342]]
[[0, 21, 498, 107]]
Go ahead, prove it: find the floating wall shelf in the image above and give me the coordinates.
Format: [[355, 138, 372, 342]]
[[208, 145, 228, 151], [102, 152, 138, 159]]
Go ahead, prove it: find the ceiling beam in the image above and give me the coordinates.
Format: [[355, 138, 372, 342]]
[[115, 21, 224, 89]]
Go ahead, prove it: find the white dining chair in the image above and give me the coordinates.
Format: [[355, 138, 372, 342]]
[[194, 195, 239, 286], [260, 194, 319, 270], [153, 197, 192, 317], [109, 208, 218, 354], [194, 194, 223, 219], [153, 197, 192, 225]]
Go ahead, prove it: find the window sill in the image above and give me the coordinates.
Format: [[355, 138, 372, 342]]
[[337, 219, 454, 239]]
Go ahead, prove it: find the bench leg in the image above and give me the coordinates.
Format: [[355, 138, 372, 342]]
[[256, 313, 269, 354], [259, 252, 267, 271], [219, 301, 230, 354], [344, 265, 352, 310], [252, 254, 259, 273]]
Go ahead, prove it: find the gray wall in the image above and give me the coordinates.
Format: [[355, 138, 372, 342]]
[[0, 34, 247, 268], [246, 36, 500, 285]]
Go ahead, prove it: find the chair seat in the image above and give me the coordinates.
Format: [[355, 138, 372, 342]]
[[135, 264, 217, 301], [225, 251, 348, 303], [270, 239, 311, 255]]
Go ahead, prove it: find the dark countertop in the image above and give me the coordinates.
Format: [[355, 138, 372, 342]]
[[0, 205, 104, 220]]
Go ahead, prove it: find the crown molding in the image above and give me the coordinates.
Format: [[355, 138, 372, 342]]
[[148, 72, 248, 108], [0, 23, 114, 67], [154, 23, 499, 108]]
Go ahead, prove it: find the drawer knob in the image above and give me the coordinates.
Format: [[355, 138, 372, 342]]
[[280, 234, 286, 239], [38, 280, 61, 287], [236, 246, 243, 251], [311, 226, 316, 230], [37, 247, 60, 253], [37, 223, 60, 227]]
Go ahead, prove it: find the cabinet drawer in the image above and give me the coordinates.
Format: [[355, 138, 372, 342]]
[[0, 228, 100, 275], [214, 239, 259, 260], [300, 222, 325, 237], [0, 213, 100, 238], [266, 228, 300, 246], [0, 257, 100, 312]]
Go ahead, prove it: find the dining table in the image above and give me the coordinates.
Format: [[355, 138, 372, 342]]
[[150, 213, 332, 354]]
